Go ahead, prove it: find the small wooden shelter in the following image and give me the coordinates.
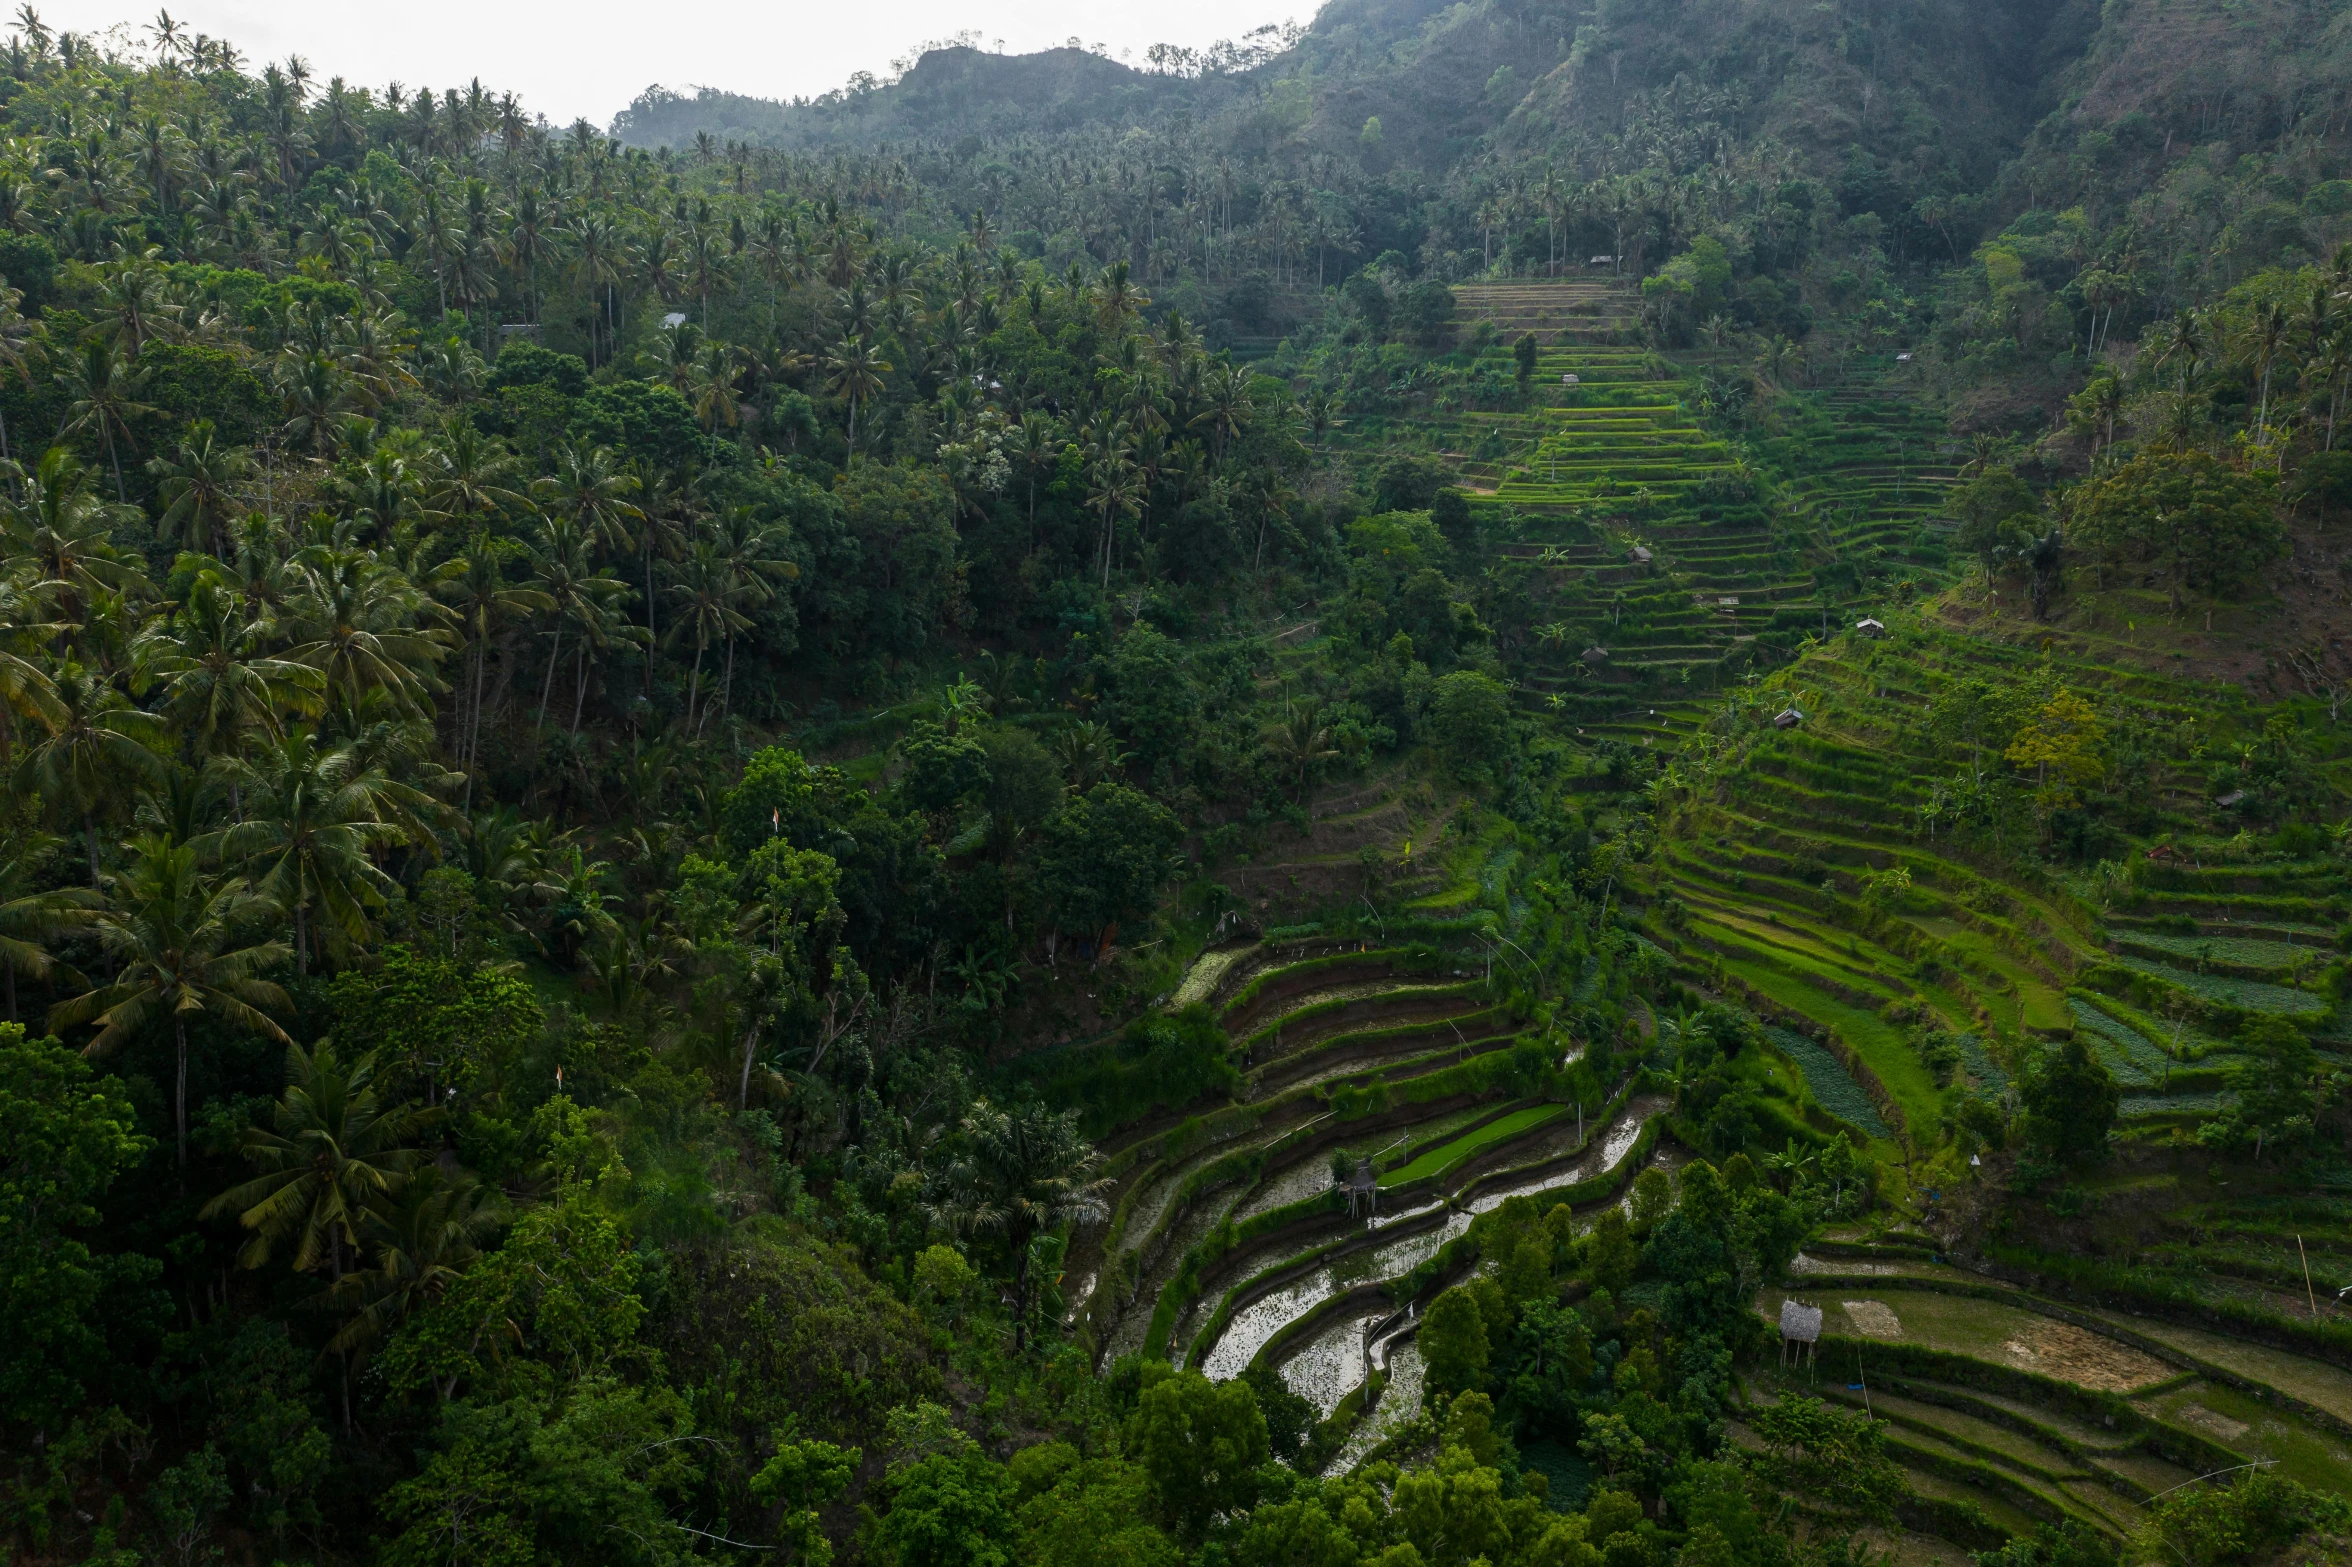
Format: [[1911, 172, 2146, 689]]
[[1855, 618, 1886, 638], [1779, 1299, 1824, 1366], [1773, 707, 1805, 729], [1342, 1157, 1379, 1218]]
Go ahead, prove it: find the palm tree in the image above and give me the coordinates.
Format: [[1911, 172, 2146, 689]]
[[690, 341, 745, 433], [1050, 720, 1133, 791], [500, 184, 553, 324], [317, 1165, 503, 1363], [2242, 300, 2291, 443], [704, 505, 795, 725], [435, 532, 553, 798], [662, 535, 754, 735], [147, 420, 256, 554], [924, 1097, 1110, 1348], [823, 336, 890, 459], [196, 729, 414, 972], [1084, 444, 1143, 590], [426, 415, 526, 528], [526, 514, 630, 731], [200, 1039, 432, 1274], [0, 825, 98, 1022], [1265, 700, 1339, 806], [543, 441, 641, 563], [51, 835, 292, 1167], [56, 338, 156, 503], [136, 577, 324, 765], [20, 660, 167, 884], [284, 548, 451, 719], [0, 573, 67, 769], [4, 447, 147, 630]]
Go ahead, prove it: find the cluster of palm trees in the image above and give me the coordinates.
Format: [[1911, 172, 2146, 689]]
[[198, 1036, 498, 1423], [2085, 261, 2352, 459], [0, 416, 804, 1158]]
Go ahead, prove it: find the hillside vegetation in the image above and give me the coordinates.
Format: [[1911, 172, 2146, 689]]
[[1, 5, 2350, 1567]]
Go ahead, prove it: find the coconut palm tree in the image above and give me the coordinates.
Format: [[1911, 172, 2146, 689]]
[[823, 336, 889, 459], [435, 532, 553, 795], [19, 660, 167, 884], [146, 420, 256, 554], [136, 577, 324, 764], [194, 729, 411, 973], [924, 1097, 1110, 1348], [0, 825, 98, 1022], [1265, 700, 1338, 806], [200, 1038, 432, 1273], [57, 336, 156, 502], [284, 547, 451, 719], [525, 514, 631, 731], [317, 1165, 503, 1362], [51, 835, 292, 1167], [542, 441, 641, 564], [662, 535, 754, 735], [4, 447, 147, 631]]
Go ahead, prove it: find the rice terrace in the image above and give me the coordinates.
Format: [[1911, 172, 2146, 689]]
[[5, 5, 2352, 1567]]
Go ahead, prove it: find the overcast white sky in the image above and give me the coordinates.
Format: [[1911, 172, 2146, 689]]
[[35, 1, 1296, 129]]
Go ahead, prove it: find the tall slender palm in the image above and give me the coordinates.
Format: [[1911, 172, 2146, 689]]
[[58, 336, 156, 502], [2242, 300, 2291, 442], [704, 505, 795, 726], [823, 336, 890, 459], [526, 514, 630, 730], [663, 535, 753, 735], [0, 826, 98, 1022], [200, 1039, 432, 1274], [436, 532, 553, 795], [136, 577, 325, 764], [195, 729, 411, 973], [500, 184, 553, 324], [543, 441, 641, 564], [147, 419, 256, 554], [284, 548, 451, 719], [20, 660, 167, 884], [317, 1166, 503, 1361], [563, 210, 624, 365], [50, 835, 292, 1167], [1084, 445, 1143, 590]]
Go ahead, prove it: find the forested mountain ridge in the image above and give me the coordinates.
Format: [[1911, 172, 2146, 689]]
[[0, 4, 2350, 1567]]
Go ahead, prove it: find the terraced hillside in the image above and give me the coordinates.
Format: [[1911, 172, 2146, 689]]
[[1179, 280, 2352, 1556], [1634, 617, 2344, 1146], [1068, 934, 1683, 1442], [1347, 283, 1963, 738], [1453, 280, 1641, 347], [1748, 1238, 2352, 1548]]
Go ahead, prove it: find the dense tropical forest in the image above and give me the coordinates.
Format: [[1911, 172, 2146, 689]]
[[4, 3, 2352, 1567]]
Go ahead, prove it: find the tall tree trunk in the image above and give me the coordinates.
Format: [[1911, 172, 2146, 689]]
[[174, 1015, 189, 1170], [643, 544, 658, 697], [571, 643, 591, 737], [536, 623, 563, 729], [85, 812, 101, 887], [463, 635, 488, 809]]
